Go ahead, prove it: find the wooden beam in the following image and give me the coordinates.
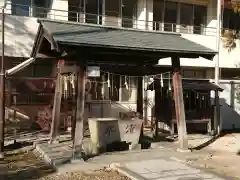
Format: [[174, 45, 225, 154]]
[[171, 56, 188, 150], [72, 63, 86, 159], [49, 64, 63, 144]]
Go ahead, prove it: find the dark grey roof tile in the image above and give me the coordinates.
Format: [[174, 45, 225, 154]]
[[39, 19, 216, 57]]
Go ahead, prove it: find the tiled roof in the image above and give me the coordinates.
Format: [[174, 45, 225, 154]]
[[38, 19, 216, 59]]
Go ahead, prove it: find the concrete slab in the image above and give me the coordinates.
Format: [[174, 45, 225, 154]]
[[32, 132, 239, 179], [35, 141, 73, 166], [56, 148, 177, 173], [114, 159, 226, 180]]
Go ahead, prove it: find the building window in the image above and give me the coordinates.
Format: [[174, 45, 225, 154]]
[[32, 0, 48, 18], [180, 3, 194, 33], [105, 0, 121, 26], [85, 0, 103, 24], [183, 70, 206, 79], [69, 0, 106, 24], [193, 5, 206, 34], [164, 1, 178, 32], [223, 8, 240, 30], [221, 68, 240, 80], [105, 0, 121, 17], [153, 0, 164, 30], [12, 0, 32, 16], [11, 0, 48, 17], [153, 1, 206, 34], [68, 0, 84, 22], [122, 0, 137, 28], [223, 8, 232, 29]]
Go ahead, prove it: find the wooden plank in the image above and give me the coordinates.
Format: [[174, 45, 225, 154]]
[[49, 66, 62, 144], [171, 56, 188, 150], [72, 64, 86, 159]]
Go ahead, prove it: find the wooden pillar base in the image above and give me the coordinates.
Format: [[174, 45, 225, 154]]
[[72, 146, 85, 160], [48, 139, 59, 144], [177, 148, 191, 153]]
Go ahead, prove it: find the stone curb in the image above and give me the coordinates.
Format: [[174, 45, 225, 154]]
[[110, 163, 147, 180]]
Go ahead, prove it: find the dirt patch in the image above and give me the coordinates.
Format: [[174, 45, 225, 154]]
[[206, 133, 240, 153], [183, 152, 240, 180], [0, 149, 54, 180]]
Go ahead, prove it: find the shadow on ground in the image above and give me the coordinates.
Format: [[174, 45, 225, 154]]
[[145, 128, 240, 153], [5, 141, 33, 151], [191, 130, 240, 151]]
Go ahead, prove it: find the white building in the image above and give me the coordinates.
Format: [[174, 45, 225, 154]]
[[2, 0, 240, 130]]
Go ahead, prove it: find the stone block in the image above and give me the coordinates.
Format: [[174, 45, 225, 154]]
[[89, 118, 143, 151], [88, 118, 120, 149]]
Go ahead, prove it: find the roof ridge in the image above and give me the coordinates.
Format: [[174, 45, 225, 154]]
[[37, 18, 181, 36]]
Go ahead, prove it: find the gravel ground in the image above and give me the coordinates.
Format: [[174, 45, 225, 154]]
[[39, 170, 130, 180], [0, 145, 130, 180]]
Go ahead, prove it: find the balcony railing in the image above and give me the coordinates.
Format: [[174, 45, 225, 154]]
[[5, 2, 218, 36]]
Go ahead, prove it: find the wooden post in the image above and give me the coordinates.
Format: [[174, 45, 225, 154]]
[[5, 60, 12, 107], [142, 76, 149, 126], [101, 73, 105, 99], [154, 80, 159, 137], [72, 64, 86, 160], [49, 63, 63, 144], [214, 90, 220, 135], [171, 56, 188, 150], [5, 80, 11, 107], [119, 76, 122, 101], [137, 77, 144, 140], [71, 91, 76, 140]]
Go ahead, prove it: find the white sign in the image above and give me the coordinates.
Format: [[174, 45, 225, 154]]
[[87, 66, 100, 77]]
